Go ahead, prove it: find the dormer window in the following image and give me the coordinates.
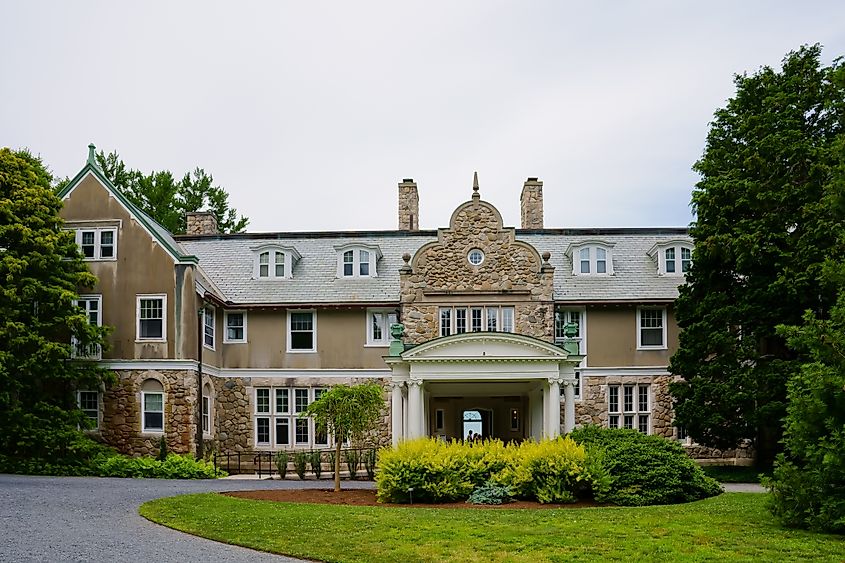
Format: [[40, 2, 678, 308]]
[[335, 244, 381, 278], [567, 241, 615, 276], [252, 245, 300, 280], [649, 240, 693, 276]]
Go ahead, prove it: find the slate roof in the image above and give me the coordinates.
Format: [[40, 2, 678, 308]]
[[179, 228, 690, 305]]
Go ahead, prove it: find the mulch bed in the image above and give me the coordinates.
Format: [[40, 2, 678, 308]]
[[224, 488, 599, 509]]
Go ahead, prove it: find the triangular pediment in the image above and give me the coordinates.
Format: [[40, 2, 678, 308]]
[[401, 332, 568, 361]]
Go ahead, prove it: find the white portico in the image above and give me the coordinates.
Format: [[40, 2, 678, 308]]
[[384, 332, 583, 445]]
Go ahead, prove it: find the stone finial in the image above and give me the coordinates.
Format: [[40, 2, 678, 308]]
[[186, 211, 219, 235], [542, 251, 551, 263], [87, 143, 96, 166], [520, 177, 544, 229], [398, 179, 419, 231], [400, 252, 412, 274], [472, 171, 480, 199]]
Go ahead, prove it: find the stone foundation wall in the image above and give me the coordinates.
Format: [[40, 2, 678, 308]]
[[100, 369, 198, 456]]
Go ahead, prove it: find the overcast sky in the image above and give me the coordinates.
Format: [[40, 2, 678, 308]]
[[2, 2, 844, 232]]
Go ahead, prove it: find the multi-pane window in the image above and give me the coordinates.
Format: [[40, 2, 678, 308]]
[[224, 311, 246, 343], [75, 228, 117, 260], [73, 295, 102, 359], [257, 250, 289, 279], [254, 387, 329, 448], [288, 311, 315, 352], [203, 307, 215, 349], [338, 248, 377, 278], [78, 391, 99, 429], [608, 383, 650, 433], [137, 295, 165, 341], [439, 306, 515, 336], [202, 396, 210, 434], [573, 245, 613, 275], [555, 308, 585, 399], [658, 244, 693, 275], [141, 379, 164, 432], [638, 307, 666, 349], [367, 309, 398, 345], [681, 247, 692, 272]]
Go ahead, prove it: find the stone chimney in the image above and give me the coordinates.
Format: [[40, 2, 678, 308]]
[[186, 212, 219, 235], [398, 179, 419, 231], [520, 177, 544, 229]]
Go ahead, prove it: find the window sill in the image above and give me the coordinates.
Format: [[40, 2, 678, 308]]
[[141, 430, 165, 435], [82, 257, 118, 262], [636, 346, 667, 351], [364, 343, 390, 348], [136, 339, 167, 344], [286, 349, 317, 354], [223, 340, 248, 345], [203, 344, 215, 352]]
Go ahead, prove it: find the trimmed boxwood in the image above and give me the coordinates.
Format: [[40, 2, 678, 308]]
[[569, 425, 722, 506]]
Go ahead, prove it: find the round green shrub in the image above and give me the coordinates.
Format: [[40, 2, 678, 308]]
[[569, 425, 722, 506]]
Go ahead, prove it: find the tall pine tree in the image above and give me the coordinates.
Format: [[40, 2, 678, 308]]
[[0, 148, 112, 462], [669, 45, 845, 466]]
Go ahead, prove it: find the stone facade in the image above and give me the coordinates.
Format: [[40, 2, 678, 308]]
[[100, 369, 198, 456], [520, 178, 544, 229], [399, 193, 555, 344], [398, 179, 419, 231], [186, 211, 219, 235]]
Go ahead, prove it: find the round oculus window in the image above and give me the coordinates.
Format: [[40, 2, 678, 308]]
[[467, 248, 484, 266]]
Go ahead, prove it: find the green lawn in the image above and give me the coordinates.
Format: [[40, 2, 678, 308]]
[[139, 493, 844, 562]]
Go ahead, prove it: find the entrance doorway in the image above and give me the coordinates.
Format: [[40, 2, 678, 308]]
[[462, 409, 493, 440]]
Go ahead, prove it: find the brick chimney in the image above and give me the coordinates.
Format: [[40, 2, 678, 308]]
[[520, 177, 544, 229], [398, 179, 419, 231], [186, 212, 219, 235]]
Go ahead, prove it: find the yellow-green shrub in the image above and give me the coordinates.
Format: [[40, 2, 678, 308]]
[[376, 437, 607, 504]]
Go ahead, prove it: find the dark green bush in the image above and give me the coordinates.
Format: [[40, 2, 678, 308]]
[[364, 448, 377, 480], [275, 451, 289, 479], [569, 425, 721, 506], [346, 449, 361, 479], [294, 451, 308, 479], [309, 450, 323, 479], [467, 481, 513, 505], [156, 436, 168, 461]]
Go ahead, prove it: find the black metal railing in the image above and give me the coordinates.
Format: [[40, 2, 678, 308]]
[[216, 447, 379, 479]]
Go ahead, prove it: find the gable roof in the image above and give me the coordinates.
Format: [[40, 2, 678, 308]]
[[58, 151, 198, 265]]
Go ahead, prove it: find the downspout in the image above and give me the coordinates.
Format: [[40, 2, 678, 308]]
[[196, 305, 204, 460]]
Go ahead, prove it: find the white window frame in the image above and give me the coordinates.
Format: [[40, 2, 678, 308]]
[[253, 387, 333, 449], [649, 240, 694, 276], [72, 294, 102, 360], [77, 390, 100, 430], [252, 245, 299, 280], [607, 383, 651, 434], [203, 306, 215, 351], [141, 389, 165, 434], [202, 394, 211, 437], [334, 244, 381, 278], [637, 307, 667, 350], [287, 309, 316, 353], [75, 227, 118, 261], [223, 310, 248, 343], [366, 308, 398, 347], [567, 242, 615, 276], [555, 307, 586, 400], [438, 306, 515, 336], [136, 294, 167, 342]]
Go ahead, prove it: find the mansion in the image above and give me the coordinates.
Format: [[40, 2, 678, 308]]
[[60, 145, 746, 462]]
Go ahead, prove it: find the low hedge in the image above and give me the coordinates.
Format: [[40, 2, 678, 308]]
[[376, 437, 609, 504], [0, 452, 224, 479], [569, 425, 722, 506]]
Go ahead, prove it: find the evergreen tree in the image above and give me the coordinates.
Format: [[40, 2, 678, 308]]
[[669, 45, 845, 466], [59, 150, 249, 234], [0, 148, 112, 462]]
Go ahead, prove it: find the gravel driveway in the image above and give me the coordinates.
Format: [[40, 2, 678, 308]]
[[0, 473, 373, 563]]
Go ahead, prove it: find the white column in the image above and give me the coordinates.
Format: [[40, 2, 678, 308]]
[[407, 378, 424, 439], [563, 379, 576, 434], [390, 381, 405, 446], [546, 377, 562, 438]]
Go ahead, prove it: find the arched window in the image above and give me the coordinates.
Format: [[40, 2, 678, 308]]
[[567, 241, 615, 276], [252, 245, 300, 279], [335, 244, 381, 278], [141, 379, 164, 433]]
